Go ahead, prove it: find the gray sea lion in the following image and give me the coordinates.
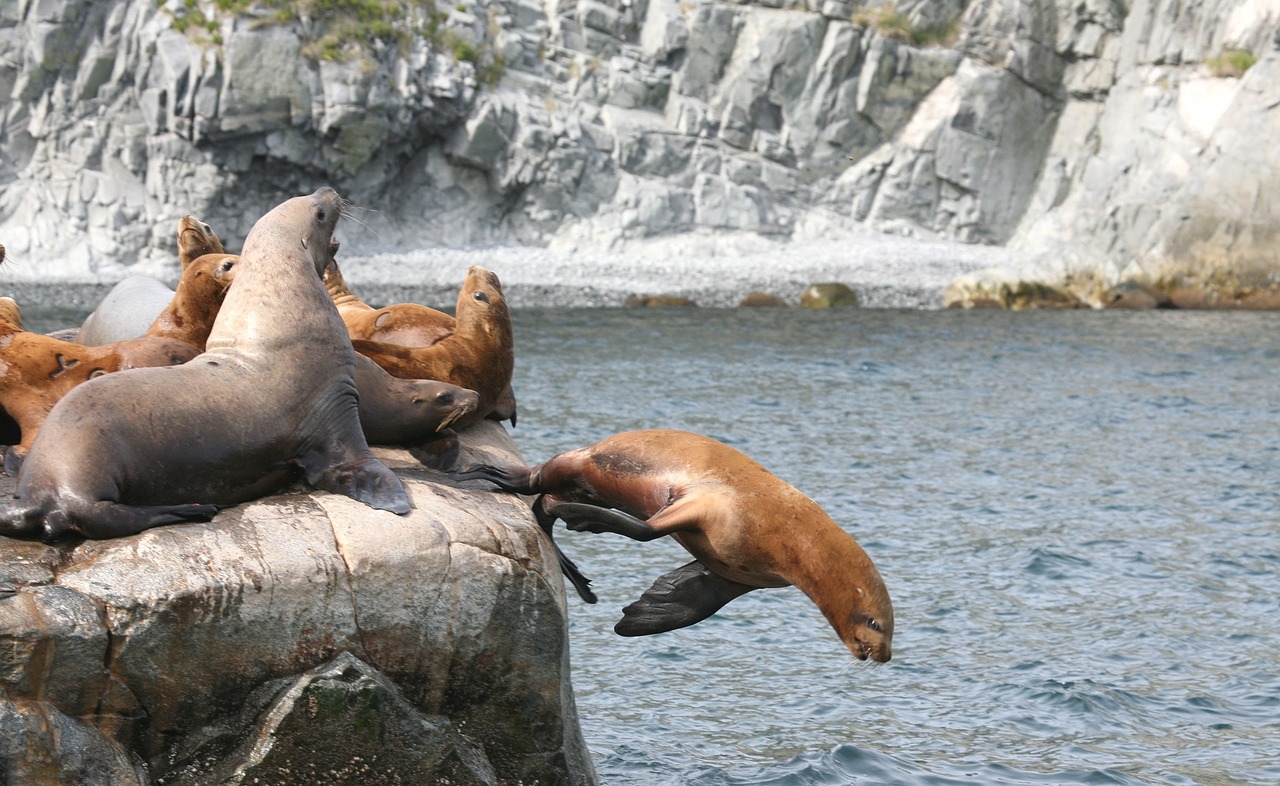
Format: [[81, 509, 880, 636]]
[[452, 429, 894, 662], [0, 187, 409, 541]]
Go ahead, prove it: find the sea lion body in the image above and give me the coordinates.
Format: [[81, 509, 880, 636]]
[[0, 188, 409, 541], [0, 299, 200, 474], [76, 216, 226, 346], [453, 429, 894, 662], [324, 260, 453, 347], [353, 266, 514, 430]]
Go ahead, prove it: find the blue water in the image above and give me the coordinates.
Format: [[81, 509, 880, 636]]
[[504, 308, 1280, 786]]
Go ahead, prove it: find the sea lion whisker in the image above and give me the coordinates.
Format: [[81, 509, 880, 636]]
[[338, 209, 380, 240]]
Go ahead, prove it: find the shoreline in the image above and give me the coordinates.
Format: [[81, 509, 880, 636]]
[[3, 235, 1020, 311]]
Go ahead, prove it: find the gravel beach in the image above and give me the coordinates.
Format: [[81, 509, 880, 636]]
[[4, 233, 1020, 313]]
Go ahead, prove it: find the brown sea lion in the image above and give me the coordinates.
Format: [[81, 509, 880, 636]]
[[452, 429, 895, 662], [0, 187, 409, 541], [75, 216, 228, 346], [0, 297, 200, 475], [324, 259, 453, 346], [325, 260, 518, 425], [145, 252, 237, 350], [352, 266, 514, 431]]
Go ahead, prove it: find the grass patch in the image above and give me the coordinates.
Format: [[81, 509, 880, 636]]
[[852, 3, 961, 47], [161, 0, 506, 86], [1206, 48, 1256, 78]]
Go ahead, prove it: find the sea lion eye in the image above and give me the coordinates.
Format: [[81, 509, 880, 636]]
[[868, 619, 882, 632], [316, 207, 326, 221], [220, 260, 233, 272], [201, 222, 212, 234], [474, 291, 490, 303]]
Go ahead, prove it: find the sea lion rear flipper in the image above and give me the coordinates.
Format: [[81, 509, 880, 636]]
[[615, 561, 754, 636], [533, 495, 597, 604], [547, 501, 662, 542]]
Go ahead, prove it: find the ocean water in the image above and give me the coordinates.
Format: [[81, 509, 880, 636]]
[[503, 307, 1280, 786]]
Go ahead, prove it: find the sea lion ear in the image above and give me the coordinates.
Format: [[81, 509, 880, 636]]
[[301, 237, 308, 249]]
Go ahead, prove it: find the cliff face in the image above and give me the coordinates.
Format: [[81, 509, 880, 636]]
[[0, 0, 1277, 283]]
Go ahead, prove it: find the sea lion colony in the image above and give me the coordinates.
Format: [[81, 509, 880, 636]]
[[0, 188, 892, 660]]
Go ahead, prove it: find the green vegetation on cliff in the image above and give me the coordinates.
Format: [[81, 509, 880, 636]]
[[163, 0, 504, 84]]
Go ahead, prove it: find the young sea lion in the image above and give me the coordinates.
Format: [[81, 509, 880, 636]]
[[0, 187, 409, 541], [452, 429, 895, 662]]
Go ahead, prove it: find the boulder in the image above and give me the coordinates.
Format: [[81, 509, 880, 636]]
[[738, 292, 787, 307], [799, 282, 859, 308], [0, 422, 596, 786], [623, 294, 697, 307]]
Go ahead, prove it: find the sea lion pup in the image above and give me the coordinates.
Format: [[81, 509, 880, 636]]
[[325, 259, 518, 425], [351, 266, 514, 431], [0, 297, 199, 475], [145, 252, 238, 350], [76, 215, 227, 346], [452, 429, 895, 662], [0, 187, 410, 541]]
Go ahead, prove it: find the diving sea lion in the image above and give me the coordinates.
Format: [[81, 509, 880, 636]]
[[325, 260, 518, 425], [352, 266, 514, 430], [76, 216, 225, 346], [452, 429, 894, 662], [0, 297, 199, 475], [145, 252, 238, 350], [0, 187, 409, 541]]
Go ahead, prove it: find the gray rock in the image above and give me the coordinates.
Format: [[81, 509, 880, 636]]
[[0, 422, 596, 786]]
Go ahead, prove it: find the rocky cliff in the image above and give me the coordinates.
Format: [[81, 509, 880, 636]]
[[0, 0, 1277, 294]]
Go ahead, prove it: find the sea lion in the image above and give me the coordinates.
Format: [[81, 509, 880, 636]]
[[0, 187, 409, 541], [145, 252, 238, 350], [324, 259, 453, 346], [452, 429, 894, 662], [352, 266, 514, 431], [76, 216, 226, 346], [0, 297, 200, 475], [353, 354, 478, 446], [325, 260, 517, 425]]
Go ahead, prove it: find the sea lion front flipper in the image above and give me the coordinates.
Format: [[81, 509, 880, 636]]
[[533, 495, 597, 604], [615, 560, 755, 636], [305, 454, 412, 515], [546, 501, 664, 542]]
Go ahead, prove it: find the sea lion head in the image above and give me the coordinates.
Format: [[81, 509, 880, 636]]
[[177, 215, 224, 268], [456, 265, 510, 331], [298, 186, 344, 277], [838, 565, 894, 663], [414, 382, 481, 432]]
